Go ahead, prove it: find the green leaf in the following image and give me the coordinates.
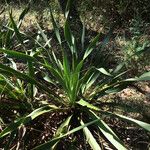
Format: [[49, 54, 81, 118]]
[[78, 99, 150, 132], [81, 21, 85, 51], [0, 84, 18, 99], [63, 53, 70, 83], [17, 3, 30, 29], [81, 120, 101, 150], [0, 105, 58, 138], [19, 4, 30, 21], [9, 11, 24, 46], [0, 63, 36, 84], [0, 48, 35, 61], [65, 0, 73, 19], [37, 23, 51, 48], [0, 63, 57, 97], [97, 68, 112, 76], [82, 73, 99, 94], [113, 70, 129, 80], [0, 74, 23, 99], [52, 116, 72, 149], [43, 73, 56, 85], [108, 113, 150, 132], [133, 46, 150, 56], [105, 87, 122, 94], [80, 67, 95, 93], [64, 20, 76, 55], [4, 130, 17, 150], [55, 116, 72, 137], [77, 99, 100, 111], [113, 63, 125, 74], [28, 105, 58, 120], [28, 60, 35, 99], [43, 63, 65, 89], [49, 6, 61, 44], [64, 21, 72, 46], [83, 33, 100, 60], [138, 72, 150, 80], [3, 22, 14, 48], [32, 119, 99, 150], [88, 111, 127, 150]]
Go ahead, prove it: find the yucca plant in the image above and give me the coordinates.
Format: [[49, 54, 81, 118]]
[[0, 1, 150, 149]]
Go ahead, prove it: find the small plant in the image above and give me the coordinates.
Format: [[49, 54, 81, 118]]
[[0, 1, 150, 149], [117, 16, 150, 74], [123, 36, 150, 65]]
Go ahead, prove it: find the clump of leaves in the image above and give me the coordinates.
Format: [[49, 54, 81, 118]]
[[121, 17, 150, 74], [0, 0, 150, 149]]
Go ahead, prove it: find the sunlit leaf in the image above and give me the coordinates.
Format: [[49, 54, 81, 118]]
[[32, 119, 99, 150], [97, 68, 112, 76], [81, 120, 101, 150], [0, 105, 58, 138], [88, 111, 127, 150]]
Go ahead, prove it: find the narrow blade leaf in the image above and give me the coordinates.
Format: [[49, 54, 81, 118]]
[[83, 33, 100, 60], [0, 105, 58, 138], [81, 120, 101, 150], [0, 48, 35, 61], [88, 111, 127, 150], [97, 68, 112, 76], [32, 119, 99, 150]]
